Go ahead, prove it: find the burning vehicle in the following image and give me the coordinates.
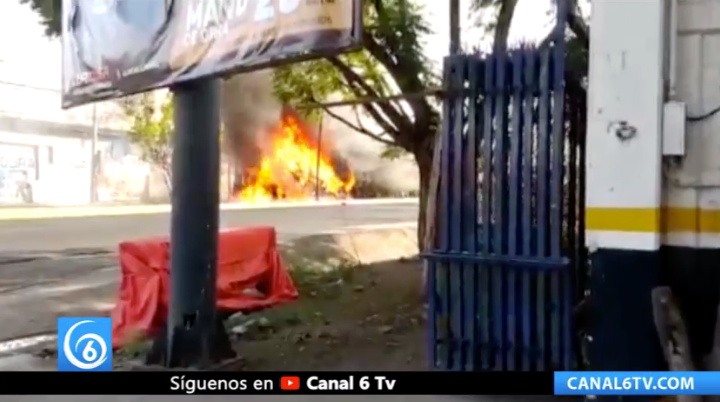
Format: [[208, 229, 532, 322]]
[[220, 71, 355, 203], [232, 107, 355, 202]]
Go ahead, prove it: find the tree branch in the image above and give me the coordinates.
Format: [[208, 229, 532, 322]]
[[356, 89, 402, 139], [364, 0, 436, 128], [326, 56, 413, 134], [350, 105, 401, 147], [567, 0, 589, 49], [352, 106, 372, 134], [321, 105, 397, 147], [362, 31, 434, 130], [294, 88, 445, 110], [333, 72, 404, 143]]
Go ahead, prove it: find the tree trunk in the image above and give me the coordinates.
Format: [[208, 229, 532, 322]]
[[414, 145, 434, 251], [492, 0, 520, 52], [416, 130, 442, 296]]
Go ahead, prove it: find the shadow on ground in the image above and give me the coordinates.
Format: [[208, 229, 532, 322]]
[[226, 257, 426, 371], [112, 257, 426, 371]]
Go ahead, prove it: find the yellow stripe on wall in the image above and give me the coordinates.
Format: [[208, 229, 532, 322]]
[[585, 207, 720, 233]]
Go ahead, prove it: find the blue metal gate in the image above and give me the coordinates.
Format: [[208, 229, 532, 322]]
[[423, 7, 586, 372]]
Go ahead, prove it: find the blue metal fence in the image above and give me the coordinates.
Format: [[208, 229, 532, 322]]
[[423, 21, 586, 371]]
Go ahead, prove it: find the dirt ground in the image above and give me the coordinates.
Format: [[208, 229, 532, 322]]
[[107, 258, 427, 371], [228, 257, 426, 371]]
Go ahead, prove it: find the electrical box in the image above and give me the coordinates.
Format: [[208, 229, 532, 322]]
[[662, 101, 686, 156]]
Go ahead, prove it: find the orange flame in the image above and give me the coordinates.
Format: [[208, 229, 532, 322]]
[[238, 110, 355, 202]]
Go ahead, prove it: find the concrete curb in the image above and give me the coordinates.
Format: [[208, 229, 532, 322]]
[[279, 222, 419, 271], [0, 198, 419, 221]]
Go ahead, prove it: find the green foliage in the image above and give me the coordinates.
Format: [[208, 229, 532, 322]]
[[20, 0, 61, 37], [380, 145, 407, 161], [119, 93, 174, 171], [273, 0, 440, 153]]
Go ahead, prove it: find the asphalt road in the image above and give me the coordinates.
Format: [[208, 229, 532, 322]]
[[0, 201, 418, 255]]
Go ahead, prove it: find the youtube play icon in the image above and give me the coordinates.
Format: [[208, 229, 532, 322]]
[[280, 376, 300, 391]]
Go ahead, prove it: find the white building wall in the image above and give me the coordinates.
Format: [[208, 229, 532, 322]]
[[0, 127, 127, 205], [663, 0, 720, 248], [586, 0, 720, 250], [0, 57, 132, 205], [585, 0, 666, 251]]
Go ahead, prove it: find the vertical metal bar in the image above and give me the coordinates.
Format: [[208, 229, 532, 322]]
[[166, 79, 222, 368], [551, 11, 568, 371], [564, 95, 580, 370], [535, 48, 552, 371], [465, 58, 481, 371], [563, 94, 577, 370], [480, 54, 495, 370], [574, 95, 588, 370], [548, 55, 562, 370], [440, 59, 452, 254], [566, 76, 586, 371], [506, 49, 524, 371], [508, 51, 523, 258], [553, 0, 571, 371], [451, 58, 465, 252], [450, 56, 466, 370], [315, 115, 323, 201], [428, 259, 438, 369], [577, 95, 588, 294], [521, 47, 537, 371], [567, 96, 579, 305], [555, 0, 570, 38], [537, 52, 551, 262], [493, 56, 509, 258], [492, 51, 508, 371], [438, 56, 454, 370]]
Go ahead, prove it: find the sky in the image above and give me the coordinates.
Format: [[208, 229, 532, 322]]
[[426, 0, 559, 61]]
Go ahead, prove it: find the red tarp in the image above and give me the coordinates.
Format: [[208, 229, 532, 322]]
[[110, 226, 298, 348]]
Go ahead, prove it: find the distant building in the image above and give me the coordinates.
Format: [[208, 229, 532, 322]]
[[0, 82, 236, 205], [0, 113, 131, 205]]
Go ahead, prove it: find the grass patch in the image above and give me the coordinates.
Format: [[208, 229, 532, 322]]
[[289, 261, 357, 296], [115, 330, 152, 359], [224, 261, 363, 339]]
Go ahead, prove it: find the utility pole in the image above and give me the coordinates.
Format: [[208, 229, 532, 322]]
[[89, 103, 98, 203], [449, 0, 461, 55]]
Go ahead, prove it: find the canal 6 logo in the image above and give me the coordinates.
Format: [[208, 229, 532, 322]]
[[57, 317, 112, 371]]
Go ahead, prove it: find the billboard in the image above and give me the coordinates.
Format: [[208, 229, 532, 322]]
[[61, 0, 362, 108]]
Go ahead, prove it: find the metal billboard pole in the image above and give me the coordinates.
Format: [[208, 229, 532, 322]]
[[164, 78, 226, 368]]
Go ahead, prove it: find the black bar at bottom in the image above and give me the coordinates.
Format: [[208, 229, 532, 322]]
[[0, 372, 553, 395]]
